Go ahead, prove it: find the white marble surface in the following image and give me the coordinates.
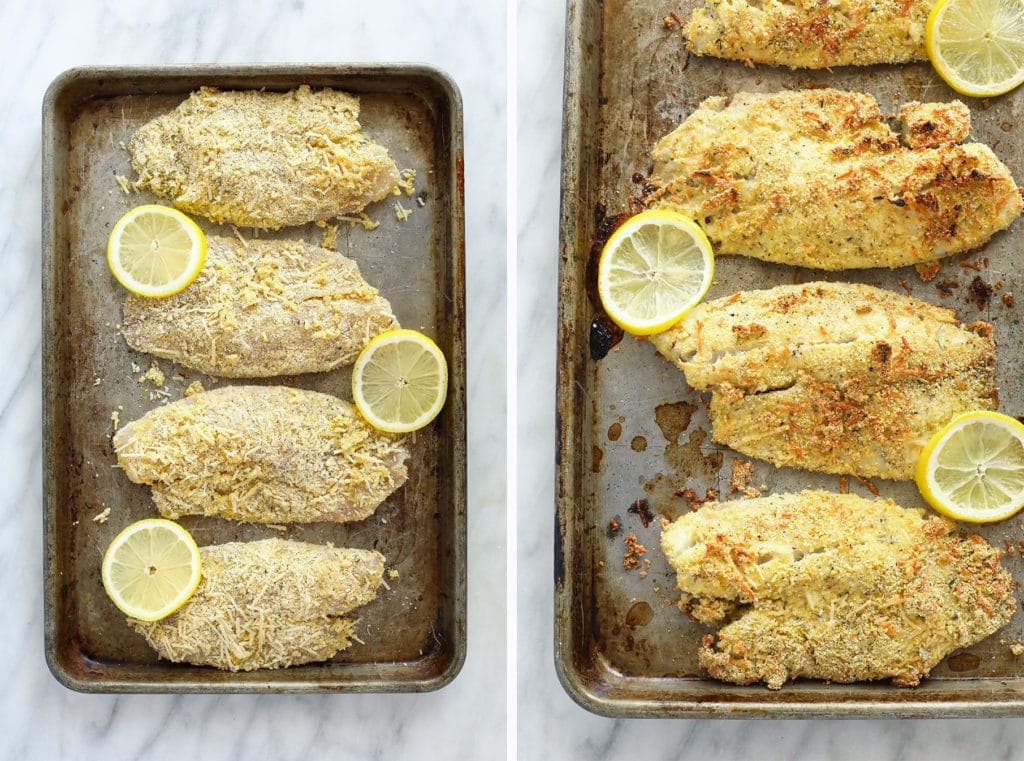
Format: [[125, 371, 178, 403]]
[[0, 1, 505, 759], [516, 1, 1024, 758]]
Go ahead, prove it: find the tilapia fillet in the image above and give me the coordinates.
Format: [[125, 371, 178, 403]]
[[649, 90, 1022, 269], [122, 237, 397, 378], [661, 491, 1016, 689], [685, 0, 932, 68], [113, 386, 408, 523], [129, 86, 400, 229], [130, 539, 385, 671], [651, 282, 996, 480]]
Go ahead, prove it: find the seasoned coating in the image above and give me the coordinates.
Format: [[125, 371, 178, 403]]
[[130, 539, 385, 671], [649, 90, 1022, 270], [899, 101, 971, 151], [685, 0, 932, 68], [113, 386, 408, 523], [129, 86, 400, 229], [661, 491, 1016, 689], [651, 282, 997, 480], [122, 236, 397, 378]]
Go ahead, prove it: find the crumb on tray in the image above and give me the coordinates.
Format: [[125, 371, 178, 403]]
[[394, 200, 412, 221], [184, 381, 206, 398], [623, 533, 648, 570], [138, 362, 165, 386]]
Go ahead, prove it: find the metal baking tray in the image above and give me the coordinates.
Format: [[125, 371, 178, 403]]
[[556, 0, 1024, 717], [42, 64, 466, 693]]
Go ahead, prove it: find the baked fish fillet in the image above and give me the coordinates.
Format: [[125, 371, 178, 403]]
[[649, 90, 1022, 270], [651, 282, 996, 479], [661, 491, 1015, 689], [128, 86, 400, 229], [113, 386, 407, 523], [685, 0, 932, 68], [130, 539, 384, 671], [122, 236, 397, 378]]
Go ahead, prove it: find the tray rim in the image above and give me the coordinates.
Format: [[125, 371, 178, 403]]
[[41, 62, 467, 694], [552, 0, 1024, 719]]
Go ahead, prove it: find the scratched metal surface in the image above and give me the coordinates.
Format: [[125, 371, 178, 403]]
[[43, 65, 466, 693], [556, 0, 1024, 716]]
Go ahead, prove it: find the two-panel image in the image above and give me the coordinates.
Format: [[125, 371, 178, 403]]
[[19, 0, 1024, 758]]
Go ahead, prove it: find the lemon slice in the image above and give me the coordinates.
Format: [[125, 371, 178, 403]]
[[101, 519, 202, 621], [597, 209, 714, 336], [352, 329, 448, 433], [107, 205, 207, 298], [926, 0, 1024, 98], [915, 411, 1024, 523]]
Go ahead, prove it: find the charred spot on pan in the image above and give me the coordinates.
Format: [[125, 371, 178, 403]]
[[628, 498, 655, 527], [969, 276, 994, 310], [936, 280, 959, 297], [590, 316, 622, 360], [585, 211, 630, 311], [1003, 293, 1015, 308]]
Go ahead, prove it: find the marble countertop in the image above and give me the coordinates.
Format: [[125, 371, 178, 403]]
[[516, 0, 1024, 758], [0, 0, 504, 759]]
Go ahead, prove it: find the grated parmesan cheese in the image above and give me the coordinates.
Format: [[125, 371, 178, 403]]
[[137, 362, 165, 387], [127, 86, 399, 230], [128, 539, 385, 671], [112, 386, 409, 523]]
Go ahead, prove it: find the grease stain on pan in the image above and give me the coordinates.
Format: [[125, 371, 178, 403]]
[[666, 427, 722, 479], [947, 652, 981, 672], [654, 400, 696, 444], [626, 601, 653, 627]]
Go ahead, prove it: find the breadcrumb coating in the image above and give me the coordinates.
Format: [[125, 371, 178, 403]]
[[685, 0, 931, 68], [130, 539, 385, 671], [652, 282, 996, 480], [649, 89, 1022, 270], [661, 491, 1016, 689]]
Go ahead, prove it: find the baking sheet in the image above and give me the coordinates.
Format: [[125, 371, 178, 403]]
[[556, 0, 1024, 716], [42, 65, 466, 693]]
